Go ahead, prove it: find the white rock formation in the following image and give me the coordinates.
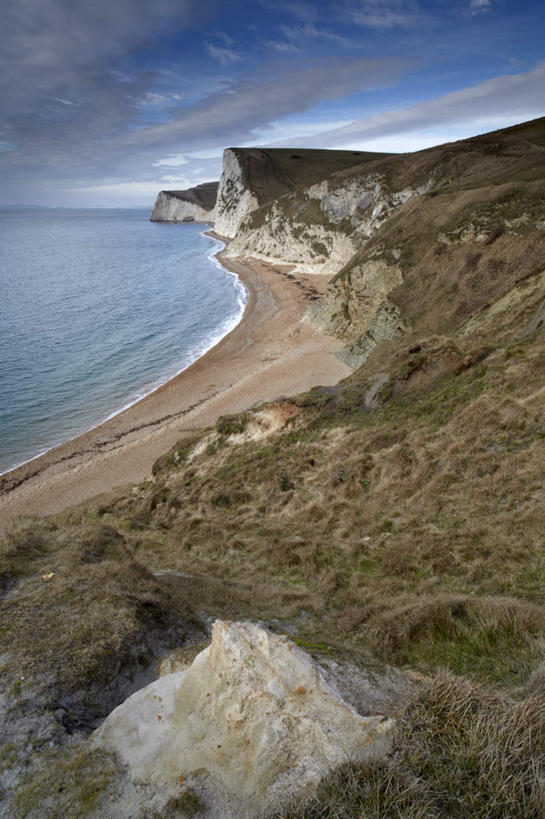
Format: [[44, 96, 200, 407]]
[[226, 172, 432, 276], [215, 149, 259, 238], [150, 192, 213, 223], [93, 620, 393, 818], [150, 182, 218, 223]]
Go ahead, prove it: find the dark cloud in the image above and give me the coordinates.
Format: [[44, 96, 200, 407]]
[[1, 0, 195, 115]]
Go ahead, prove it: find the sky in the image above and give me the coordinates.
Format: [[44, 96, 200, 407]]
[[1, 0, 544, 207]]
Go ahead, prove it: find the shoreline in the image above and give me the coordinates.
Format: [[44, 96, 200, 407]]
[[0, 241, 351, 524], [0, 229, 244, 481]]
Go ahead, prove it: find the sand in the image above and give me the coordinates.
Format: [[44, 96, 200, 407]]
[[0, 246, 351, 525]]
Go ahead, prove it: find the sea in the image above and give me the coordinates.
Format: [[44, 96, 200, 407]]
[[0, 207, 247, 475]]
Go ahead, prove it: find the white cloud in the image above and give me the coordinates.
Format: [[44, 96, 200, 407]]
[[207, 31, 235, 47], [255, 118, 353, 144], [152, 154, 189, 167], [205, 43, 244, 66], [340, 0, 421, 28], [470, 0, 492, 15], [265, 39, 302, 53], [71, 179, 191, 195], [137, 91, 184, 107], [274, 62, 545, 150], [276, 22, 352, 47], [122, 56, 414, 154]]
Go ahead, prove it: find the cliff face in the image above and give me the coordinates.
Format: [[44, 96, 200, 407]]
[[214, 146, 390, 238], [308, 120, 545, 365], [150, 181, 218, 223], [148, 120, 544, 370], [226, 170, 431, 274], [214, 149, 259, 238], [223, 118, 545, 366]]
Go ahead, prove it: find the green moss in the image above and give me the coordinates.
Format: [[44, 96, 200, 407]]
[[405, 623, 542, 684], [294, 638, 330, 653], [279, 472, 294, 492], [216, 412, 250, 436], [152, 431, 208, 477], [12, 747, 118, 818], [293, 387, 336, 409], [311, 240, 328, 257], [160, 789, 204, 817], [0, 743, 18, 771]]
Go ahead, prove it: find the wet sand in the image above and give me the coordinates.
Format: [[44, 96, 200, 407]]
[[0, 248, 351, 524]]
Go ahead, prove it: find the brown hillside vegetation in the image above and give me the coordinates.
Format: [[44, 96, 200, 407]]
[[1, 119, 545, 816]]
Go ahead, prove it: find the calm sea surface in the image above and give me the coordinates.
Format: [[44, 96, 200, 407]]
[[0, 208, 247, 474]]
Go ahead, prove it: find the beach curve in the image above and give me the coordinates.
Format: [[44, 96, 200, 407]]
[[0, 242, 351, 525]]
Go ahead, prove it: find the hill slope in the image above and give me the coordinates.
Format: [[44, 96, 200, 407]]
[[2, 119, 545, 817]]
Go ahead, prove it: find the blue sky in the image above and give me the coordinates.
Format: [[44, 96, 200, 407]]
[[1, 0, 544, 206]]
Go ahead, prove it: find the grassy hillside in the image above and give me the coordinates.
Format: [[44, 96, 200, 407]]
[[1, 120, 545, 816], [235, 117, 544, 285], [302, 117, 545, 364]]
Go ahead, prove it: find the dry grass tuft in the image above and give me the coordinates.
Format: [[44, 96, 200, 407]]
[[367, 594, 545, 682], [0, 519, 202, 728], [280, 673, 545, 818]]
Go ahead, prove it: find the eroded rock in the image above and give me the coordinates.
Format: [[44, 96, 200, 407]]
[[93, 620, 394, 817]]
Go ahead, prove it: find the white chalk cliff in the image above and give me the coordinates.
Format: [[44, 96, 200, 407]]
[[215, 149, 259, 238], [225, 172, 432, 276], [93, 620, 393, 817], [213, 146, 376, 240], [150, 182, 218, 223]]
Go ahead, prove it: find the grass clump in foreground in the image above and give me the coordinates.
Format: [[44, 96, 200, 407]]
[[0, 518, 201, 731], [280, 673, 545, 818]]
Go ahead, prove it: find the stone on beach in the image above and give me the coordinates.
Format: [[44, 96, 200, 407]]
[[93, 620, 394, 817]]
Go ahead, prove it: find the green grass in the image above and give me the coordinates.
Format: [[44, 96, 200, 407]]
[[12, 748, 119, 818]]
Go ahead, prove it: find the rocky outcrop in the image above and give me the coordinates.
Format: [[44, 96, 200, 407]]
[[150, 181, 218, 223], [308, 257, 406, 368], [215, 149, 259, 238], [93, 620, 394, 818]]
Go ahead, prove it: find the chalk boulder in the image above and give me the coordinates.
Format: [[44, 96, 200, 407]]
[[93, 620, 394, 817]]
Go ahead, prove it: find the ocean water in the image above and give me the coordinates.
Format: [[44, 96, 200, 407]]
[[0, 208, 247, 475]]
